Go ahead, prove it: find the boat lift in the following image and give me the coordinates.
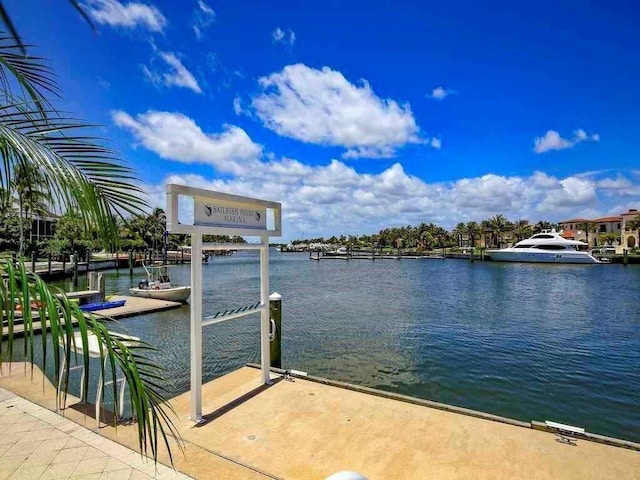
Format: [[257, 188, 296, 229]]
[[166, 184, 282, 423]]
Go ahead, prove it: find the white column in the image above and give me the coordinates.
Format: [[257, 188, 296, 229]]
[[190, 232, 203, 422], [259, 233, 271, 384]]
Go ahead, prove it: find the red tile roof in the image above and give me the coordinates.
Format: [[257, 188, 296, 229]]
[[558, 218, 589, 224], [591, 216, 621, 223]]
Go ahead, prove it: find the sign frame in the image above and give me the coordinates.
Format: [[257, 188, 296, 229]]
[[165, 183, 282, 423]]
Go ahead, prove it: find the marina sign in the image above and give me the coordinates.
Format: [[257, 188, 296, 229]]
[[166, 184, 281, 236], [194, 199, 266, 229]]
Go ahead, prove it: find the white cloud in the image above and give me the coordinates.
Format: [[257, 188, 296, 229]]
[[112, 110, 262, 174], [252, 64, 420, 158], [272, 27, 295, 45], [428, 86, 453, 100], [143, 52, 202, 94], [82, 0, 166, 31], [429, 137, 441, 149], [116, 111, 639, 238], [533, 129, 599, 154], [193, 0, 216, 39], [233, 97, 244, 115]]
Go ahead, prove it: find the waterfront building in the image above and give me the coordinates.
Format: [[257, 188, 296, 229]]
[[621, 208, 639, 249]]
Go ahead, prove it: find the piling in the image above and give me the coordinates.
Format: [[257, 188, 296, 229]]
[[269, 292, 282, 369], [47, 253, 52, 274], [72, 250, 79, 287], [181, 248, 185, 264], [115, 250, 119, 270], [97, 273, 105, 301], [88, 272, 96, 290], [31, 251, 36, 274], [129, 250, 134, 275], [623, 249, 628, 266], [470, 248, 474, 263]]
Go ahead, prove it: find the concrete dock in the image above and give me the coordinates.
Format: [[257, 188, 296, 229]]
[[1, 363, 639, 479], [2, 295, 183, 340]]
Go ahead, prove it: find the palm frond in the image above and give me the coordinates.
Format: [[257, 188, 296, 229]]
[[0, 100, 148, 247], [0, 1, 95, 55], [0, 260, 183, 463]]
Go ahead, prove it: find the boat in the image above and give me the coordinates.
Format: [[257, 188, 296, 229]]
[[129, 264, 191, 302], [79, 299, 126, 312], [486, 231, 600, 264]]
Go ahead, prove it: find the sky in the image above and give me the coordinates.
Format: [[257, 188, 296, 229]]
[[6, 0, 640, 240]]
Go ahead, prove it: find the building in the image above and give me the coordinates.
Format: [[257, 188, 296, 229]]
[[558, 209, 639, 249], [621, 208, 639, 250]]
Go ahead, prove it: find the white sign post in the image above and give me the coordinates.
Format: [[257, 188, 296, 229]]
[[166, 184, 282, 423]]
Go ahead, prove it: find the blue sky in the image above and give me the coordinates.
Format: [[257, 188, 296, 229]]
[[7, 0, 640, 239]]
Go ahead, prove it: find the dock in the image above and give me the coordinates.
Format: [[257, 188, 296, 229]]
[[3, 363, 638, 479], [2, 295, 182, 340]]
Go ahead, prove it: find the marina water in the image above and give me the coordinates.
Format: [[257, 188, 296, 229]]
[[52, 250, 640, 442]]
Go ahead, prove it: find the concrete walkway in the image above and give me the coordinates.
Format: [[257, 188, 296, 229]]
[[0, 387, 192, 480]]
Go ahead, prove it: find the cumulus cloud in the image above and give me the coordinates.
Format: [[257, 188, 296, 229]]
[[142, 52, 202, 94], [252, 64, 420, 158], [193, 0, 216, 39], [116, 111, 639, 238], [112, 110, 262, 173], [427, 86, 453, 100], [272, 27, 295, 45], [429, 137, 442, 149], [533, 129, 599, 154], [82, 0, 166, 31]]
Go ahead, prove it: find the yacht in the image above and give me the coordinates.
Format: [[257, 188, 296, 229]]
[[486, 231, 600, 264]]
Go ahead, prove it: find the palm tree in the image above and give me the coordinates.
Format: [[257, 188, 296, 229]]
[[488, 214, 511, 247], [512, 219, 533, 242], [12, 161, 51, 256], [0, 33, 180, 463], [577, 221, 596, 247], [465, 221, 481, 248], [452, 222, 466, 247]]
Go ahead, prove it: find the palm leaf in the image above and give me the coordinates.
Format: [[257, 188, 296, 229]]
[[0, 260, 183, 463]]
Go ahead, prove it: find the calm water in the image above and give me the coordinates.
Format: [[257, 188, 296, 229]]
[[41, 251, 640, 442]]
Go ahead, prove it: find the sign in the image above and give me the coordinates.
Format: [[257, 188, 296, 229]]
[[194, 198, 267, 229]]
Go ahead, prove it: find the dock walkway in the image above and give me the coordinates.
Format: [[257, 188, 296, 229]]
[[1, 364, 639, 479], [2, 295, 182, 340]]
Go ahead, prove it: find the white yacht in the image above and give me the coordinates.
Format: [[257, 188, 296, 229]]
[[486, 231, 600, 264]]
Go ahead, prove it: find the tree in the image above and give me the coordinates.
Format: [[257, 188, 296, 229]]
[[512, 219, 533, 242], [628, 215, 640, 234], [577, 221, 597, 247], [599, 232, 619, 246], [11, 161, 51, 256], [452, 222, 466, 247], [487, 214, 511, 247], [465, 221, 481, 248], [0, 22, 180, 464]]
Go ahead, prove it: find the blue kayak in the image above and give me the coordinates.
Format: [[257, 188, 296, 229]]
[[79, 300, 126, 312]]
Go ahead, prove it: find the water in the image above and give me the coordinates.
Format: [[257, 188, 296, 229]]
[[41, 252, 640, 442]]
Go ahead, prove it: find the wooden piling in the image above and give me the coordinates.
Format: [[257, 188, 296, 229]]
[[31, 251, 36, 274], [72, 250, 79, 287], [623, 249, 628, 266], [129, 250, 134, 275], [269, 292, 282, 369], [115, 250, 119, 270], [47, 253, 52, 274]]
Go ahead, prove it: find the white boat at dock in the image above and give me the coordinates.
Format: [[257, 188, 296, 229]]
[[486, 231, 600, 264], [129, 264, 191, 302]]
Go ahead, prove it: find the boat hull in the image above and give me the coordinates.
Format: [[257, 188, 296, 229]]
[[128, 286, 191, 302], [486, 249, 599, 264]]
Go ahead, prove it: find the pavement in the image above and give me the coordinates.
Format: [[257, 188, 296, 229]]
[[0, 387, 192, 480]]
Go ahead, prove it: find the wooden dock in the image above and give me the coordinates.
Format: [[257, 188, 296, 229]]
[[2, 295, 183, 340]]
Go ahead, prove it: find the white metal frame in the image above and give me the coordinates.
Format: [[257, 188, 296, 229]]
[[166, 184, 282, 423]]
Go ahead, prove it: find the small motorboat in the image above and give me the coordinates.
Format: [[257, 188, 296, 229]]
[[129, 264, 191, 303]]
